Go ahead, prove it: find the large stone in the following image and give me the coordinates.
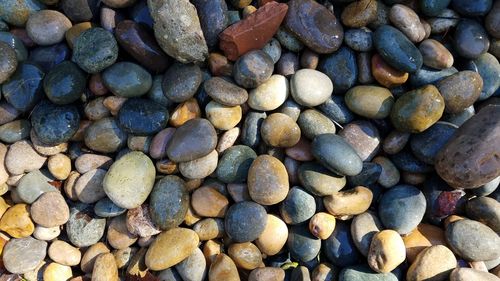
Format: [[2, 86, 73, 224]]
[[145, 228, 199, 270], [166, 118, 217, 163], [247, 155, 289, 205], [2, 237, 47, 274]]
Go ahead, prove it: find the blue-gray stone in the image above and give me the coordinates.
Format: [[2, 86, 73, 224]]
[[410, 121, 458, 165], [312, 134, 363, 176], [29, 43, 70, 73], [31, 101, 80, 145], [216, 145, 257, 183], [287, 224, 321, 263], [339, 264, 400, 281], [241, 111, 266, 148], [390, 150, 433, 173], [117, 98, 169, 135], [318, 46, 358, 94], [225, 201, 267, 243], [464, 53, 500, 100], [0, 31, 28, 61], [94, 197, 126, 218], [318, 95, 355, 125], [66, 202, 106, 248], [2, 62, 44, 112], [149, 175, 189, 230], [409, 66, 458, 88], [324, 221, 361, 267], [280, 187, 316, 225]]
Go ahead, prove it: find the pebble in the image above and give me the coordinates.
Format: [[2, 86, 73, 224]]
[[33, 225, 60, 241], [389, 4, 426, 43], [249, 267, 285, 281], [166, 118, 217, 162], [345, 28, 372, 53], [466, 52, 500, 100], [43, 61, 85, 105], [107, 215, 138, 250], [248, 75, 288, 111], [145, 227, 199, 270], [290, 69, 333, 107], [216, 145, 257, 183], [324, 221, 360, 267], [0, 203, 34, 238], [74, 169, 106, 204], [247, 155, 289, 205], [205, 101, 242, 130], [2, 237, 47, 274], [402, 223, 447, 263], [276, 27, 303, 53], [437, 71, 483, 113], [205, 77, 248, 107], [5, 140, 46, 175], [117, 98, 169, 135], [445, 219, 500, 261], [72, 27, 118, 73], [288, 224, 321, 262], [341, 0, 378, 28], [410, 122, 457, 165], [66, 203, 106, 247], [280, 187, 316, 225], [454, 19, 490, 60], [31, 101, 80, 145], [351, 211, 383, 257], [406, 245, 457, 281], [47, 153, 71, 180], [191, 186, 228, 218], [379, 185, 426, 235], [126, 204, 160, 237], [233, 50, 274, 88], [419, 39, 454, 70], [324, 186, 373, 217], [102, 62, 152, 98], [309, 212, 336, 240], [255, 214, 287, 256], [148, 175, 187, 230], [339, 120, 381, 161], [297, 109, 336, 140], [30, 191, 69, 227], [175, 247, 207, 281], [285, 137, 314, 161], [163, 63, 202, 103], [84, 118, 127, 153], [193, 218, 224, 240], [450, 268, 500, 281], [209, 254, 240, 281], [80, 242, 110, 273], [367, 230, 406, 273], [486, 0, 500, 38], [75, 154, 112, 174], [26, 10, 71, 45], [48, 240, 82, 266], [466, 197, 500, 233], [348, 162, 382, 187], [65, 22, 93, 49], [371, 53, 409, 88], [318, 46, 358, 94], [0, 0, 45, 26], [0, 42, 18, 84], [311, 134, 363, 176], [228, 242, 262, 270], [284, 0, 343, 54], [225, 201, 267, 242], [2, 62, 44, 113], [43, 262, 73, 281], [339, 264, 399, 281], [92, 253, 119, 281], [261, 113, 301, 148]]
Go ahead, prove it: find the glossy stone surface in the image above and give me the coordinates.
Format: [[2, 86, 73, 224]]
[[31, 101, 80, 145], [117, 98, 169, 135]]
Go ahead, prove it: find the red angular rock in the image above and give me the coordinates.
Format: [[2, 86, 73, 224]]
[[219, 1, 288, 61]]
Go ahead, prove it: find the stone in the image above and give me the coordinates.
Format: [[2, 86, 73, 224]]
[[225, 201, 267, 242], [241, 111, 266, 148], [486, 0, 500, 38], [175, 247, 207, 281], [248, 155, 289, 205], [410, 122, 457, 165], [193, 218, 224, 240], [43, 262, 73, 281], [163, 63, 202, 103], [205, 77, 248, 107], [420, 0, 452, 16], [107, 215, 138, 250], [148, 0, 208, 63], [290, 69, 333, 107], [285, 137, 314, 161], [126, 204, 160, 237], [216, 145, 257, 183], [30, 191, 69, 227], [219, 2, 288, 60], [324, 186, 373, 217], [0, 204, 34, 238], [149, 128, 175, 159], [309, 212, 336, 240], [5, 140, 46, 175], [280, 187, 316, 225], [117, 98, 169, 135], [209, 254, 240, 281], [276, 27, 303, 53], [436, 71, 483, 113], [84, 118, 127, 153], [450, 268, 500, 281], [297, 109, 336, 140], [249, 267, 285, 281], [324, 221, 361, 267], [66, 203, 106, 248], [347, 162, 382, 187], [248, 75, 288, 111], [92, 253, 119, 281], [406, 245, 457, 281], [465, 52, 500, 100], [233, 50, 274, 88], [72, 27, 118, 73], [0, 42, 18, 84], [2, 237, 47, 274], [446, 219, 500, 261], [371, 53, 409, 88], [345, 28, 373, 52], [466, 197, 500, 233], [341, 0, 378, 28], [44, 62, 86, 105], [255, 214, 288, 256], [191, 0, 227, 50], [31, 102, 80, 145], [403, 223, 447, 263], [419, 39, 454, 70], [435, 105, 500, 189], [145, 228, 199, 270], [48, 240, 82, 266], [80, 243, 110, 273], [339, 120, 381, 161], [311, 134, 363, 176], [205, 101, 242, 131], [228, 242, 262, 270], [346, 85, 394, 119], [149, 175, 188, 230], [26, 10, 71, 45], [104, 151, 155, 209], [379, 185, 427, 235], [65, 22, 94, 49], [102, 62, 152, 98], [74, 169, 107, 204], [288, 224, 321, 263], [191, 186, 229, 218], [261, 113, 301, 148], [454, 19, 490, 60], [75, 154, 112, 174], [0, 0, 45, 26], [351, 211, 383, 256], [390, 85, 444, 133], [284, 0, 343, 54], [166, 118, 217, 162], [2, 62, 44, 113], [368, 230, 406, 273], [339, 264, 399, 281], [389, 4, 426, 43], [318, 46, 358, 94], [0, 102, 20, 126], [373, 25, 423, 73]]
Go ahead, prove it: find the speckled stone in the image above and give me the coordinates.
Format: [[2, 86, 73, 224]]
[[149, 175, 188, 230], [446, 219, 500, 261], [117, 98, 169, 135], [31, 101, 80, 145], [2, 237, 47, 274], [66, 202, 106, 247], [225, 201, 267, 242], [311, 134, 363, 176], [72, 27, 118, 73]]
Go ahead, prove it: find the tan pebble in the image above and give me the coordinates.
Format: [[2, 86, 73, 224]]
[[156, 159, 178, 174], [75, 154, 113, 174], [227, 183, 251, 202], [0, 203, 34, 238], [228, 242, 263, 270], [0, 197, 11, 219], [206, 101, 242, 130], [184, 204, 202, 226], [107, 215, 138, 250], [403, 223, 447, 263], [209, 254, 240, 281], [64, 171, 81, 201], [103, 96, 127, 115], [216, 127, 240, 153], [43, 262, 73, 281], [5, 140, 46, 175], [193, 218, 225, 241], [323, 186, 373, 217], [255, 214, 288, 256], [33, 225, 61, 241], [248, 155, 289, 205], [249, 267, 285, 281], [49, 240, 82, 266], [113, 247, 137, 269], [203, 240, 223, 267], [0, 144, 9, 185], [449, 267, 500, 281], [74, 169, 107, 203], [91, 253, 119, 281], [312, 263, 337, 281], [191, 186, 229, 218], [169, 98, 201, 127], [179, 150, 218, 179], [368, 230, 406, 273], [81, 242, 110, 273], [30, 191, 69, 227], [260, 113, 301, 148], [309, 212, 336, 240], [406, 245, 457, 281]]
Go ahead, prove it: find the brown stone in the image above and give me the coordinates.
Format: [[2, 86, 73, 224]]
[[169, 98, 201, 127], [255, 214, 288, 256], [0, 204, 34, 238], [228, 242, 262, 270], [81, 243, 111, 273], [191, 186, 229, 218], [368, 229, 406, 273], [372, 53, 409, 88], [249, 267, 285, 281], [435, 105, 500, 189], [323, 186, 373, 217], [107, 215, 138, 250], [402, 223, 447, 263], [406, 245, 457, 281], [156, 159, 178, 174], [203, 239, 223, 267], [219, 2, 288, 61], [92, 253, 119, 281], [341, 0, 378, 28], [285, 137, 314, 161], [436, 71, 483, 114], [247, 155, 289, 205], [209, 254, 240, 281], [30, 191, 69, 228], [419, 39, 454, 69], [309, 212, 336, 240], [89, 73, 108, 96], [208, 53, 233, 76], [261, 113, 301, 148]]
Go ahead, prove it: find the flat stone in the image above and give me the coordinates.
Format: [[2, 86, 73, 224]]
[[419, 39, 454, 69], [102, 62, 152, 98], [0, 203, 34, 238], [2, 237, 47, 274], [30, 191, 69, 227], [5, 140, 46, 175], [205, 77, 248, 107], [162, 63, 202, 103], [205, 101, 242, 131], [261, 113, 301, 148], [179, 150, 218, 179], [233, 50, 274, 88], [66, 203, 106, 247], [389, 4, 426, 43], [145, 228, 199, 270], [31, 101, 80, 145], [297, 109, 336, 140], [166, 118, 217, 162], [117, 98, 169, 135], [48, 240, 81, 266], [247, 155, 289, 205], [149, 175, 189, 229], [291, 69, 333, 107], [324, 186, 373, 217], [446, 219, 500, 261], [16, 169, 57, 204], [311, 134, 363, 176]]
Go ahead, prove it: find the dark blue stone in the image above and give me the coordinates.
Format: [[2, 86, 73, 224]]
[[279, 187, 316, 225], [423, 174, 462, 225], [451, 0, 492, 16], [323, 221, 361, 267], [390, 150, 433, 173], [347, 162, 382, 187], [287, 224, 321, 263], [318, 95, 354, 125], [410, 121, 458, 165], [420, 0, 452, 16], [117, 98, 169, 135], [29, 43, 70, 73], [128, 0, 154, 28], [454, 19, 490, 60], [2, 62, 44, 112], [225, 201, 267, 243], [318, 46, 358, 94], [192, 0, 228, 50], [409, 66, 458, 87], [31, 101, 80, 145]]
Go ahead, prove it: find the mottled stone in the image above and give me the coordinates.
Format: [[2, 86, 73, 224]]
[[446, 219, 500, 261], [248, 155, 289, 205], [2, 237, 47, 274]]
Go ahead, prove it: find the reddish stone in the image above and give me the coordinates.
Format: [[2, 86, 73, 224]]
[[259, 0, 278, 7], [372, 53, 409, 88], [436, 190, 465, 217], [208, 53, 233, 76], [89, 74, 108, 96], [219, 1, 288, 61], [10, 28, 36, 48]]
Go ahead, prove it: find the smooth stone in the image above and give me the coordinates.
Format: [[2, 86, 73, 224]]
[[149, 128, 175, 159], [241, 111, 266, 147], [345, 28, 373, 52], [29, 44, 70, 75], [318, 95, 355, 125], [347, 162, 382, 188], [145, 228, 199, 270], [409, 66, 458, 88], [285, 137, 314, 161], [26, 10, 71, 45], [465, 52, 500, 100], [162, 63, 202, 103], [60, 0, 97, 21], [248, 155, 289, 205], [389, 4, 426, 43], [373, 25, 423, 73], [339, 120, 381, 161], [0, 42, 17, 84], [43, 61, 85, 105], [147, 75, 174, 107], [324, 221, 361, 267], [74, 169, 106, 203], [209, 254, 240, 281], [466, 197, 500, 233], [436, 71, 483, 113], [0, 0, 45, 26], [358, 52, 375, 84], [318, 46, 358, 94], [233, 50, 274, 88], [435, 105, 500, 189], [66, 203, 106, 247], [2, 237, 47, 274], [324, 186, 373, 217], [297, 109, 336, 140], [166, 118, 217, 162], [351, 211, 383, 256], [71, 27, 118, 73], [486, 0, 500, 38], [284, 0, 343, 54], [427, 9, 459, 34], [419, 39, 454, 69], [205, 77, 248, 107], [290, 69, 333, 106], [126, 204, 160, 237], [446, 219, 500, 261], [80, 242, 110, 273], [255, 214, 288, 256], [410, 122, 457, 165], [0, 101, 21, 126], [92, 253, 119, 281], [379, 185, 426, 235], [276, 27, 304, 53], [0, 203, 34, 238], [0, 144, 7, 185], [279, 99, 302, 121], [339, 264, 399, 281], [454, 19, 490, 60], [75, 154, 112, 174], [390, 85, 445, 133], [169, 98, 201, 128], [193, 218, 224, 240], [261, 113, 301, 148], [341, 0, 378, 28], [420, 0, 452, 16], [288, 224, 321, 262], [225, 201, 267, 242], [192, 0, 228, 50], [406, 245, 457, 281], [30, 191, 69, 227], [280, 187, 316, 225], [368, 230, 406, 273], [103, 151, 155, 209], [382, 130, 410, 155], [249, 267, 285, 281], [94, 197, 126, 218], [84, 117, 127, 153], [65, 22, 93, 48], [107, 215, 138, 250], [309, 212, 336, 240], [31, 102, 80, 145], [48, 241, 81, 266], [311, 134, 363, 176], [402, 223, 447, 263], [148, 0, 208, 63], [205, 101, 242, 131], [450, 268, 500, 281], [248, 75, 288, 111], [371, 53, 409, 88], [179, 150, 218, 179], [451, 0, 492, 16], [16, 169, 56, 203], [102, 62, 152, 98], [149, 175, 188, 229], [216, 145, 257, 183], [0, 31, 28, 61], [99, 6, 125, 32], [175, 247, 207, 281], [5, 140, 46, 175], [2, 62, 44, 112], [117, 98, 169, 135], [228, 242, 262, 270], [390, 150, 432, 173]]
